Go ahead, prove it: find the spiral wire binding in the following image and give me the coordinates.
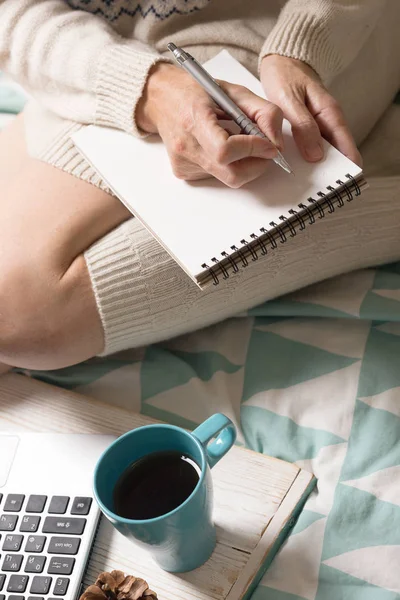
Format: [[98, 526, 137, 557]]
[[200, 173, 364, 286]]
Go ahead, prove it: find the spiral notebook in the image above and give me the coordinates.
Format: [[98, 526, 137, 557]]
[[72, 50, 366, 288]]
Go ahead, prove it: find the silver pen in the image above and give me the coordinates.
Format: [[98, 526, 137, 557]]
[[167, 43, 293, 175]]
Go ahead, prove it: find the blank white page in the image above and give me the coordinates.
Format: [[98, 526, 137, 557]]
[[72, 51, 362, 282]]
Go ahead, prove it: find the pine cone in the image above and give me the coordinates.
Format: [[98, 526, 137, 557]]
[[80, 570, 157, 600]]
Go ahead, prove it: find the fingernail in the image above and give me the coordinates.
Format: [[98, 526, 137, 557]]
[[305, 143, 324, 162]]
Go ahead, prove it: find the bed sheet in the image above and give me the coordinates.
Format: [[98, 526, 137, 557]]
[[3, 73, 400, 599]]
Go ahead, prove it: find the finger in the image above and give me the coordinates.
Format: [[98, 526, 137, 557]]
[[219, 134, 278, 164], [314, 102, 363, 167], [281, 97, 324, 162], [214, 157, 270, 189], [220, 82, 284, 150], [194, 114, 277, 165], [168, 134, 269, 187]]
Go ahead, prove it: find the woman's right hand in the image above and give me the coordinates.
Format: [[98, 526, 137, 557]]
[[136, 63, 283, 189]]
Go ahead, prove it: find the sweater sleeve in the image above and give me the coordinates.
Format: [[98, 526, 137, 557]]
[[0, 0, 170, 135], [259, 0, 388, 84]]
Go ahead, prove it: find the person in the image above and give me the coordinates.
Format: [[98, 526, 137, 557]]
[[0, 0, 399, 371]]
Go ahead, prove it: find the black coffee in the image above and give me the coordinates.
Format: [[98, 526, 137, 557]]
[[113, 450, 201, 520]]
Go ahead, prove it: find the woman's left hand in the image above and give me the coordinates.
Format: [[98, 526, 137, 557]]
[[260, 55, 362, 167]]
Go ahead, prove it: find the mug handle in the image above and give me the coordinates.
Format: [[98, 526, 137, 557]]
[[192, 413, 237, 468]]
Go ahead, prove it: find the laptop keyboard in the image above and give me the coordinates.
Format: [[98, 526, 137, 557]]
[[0, 494, 93, 600]]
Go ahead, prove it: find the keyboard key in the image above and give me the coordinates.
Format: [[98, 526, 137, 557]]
[[28, 597, 43, 600], [8, 596, 25, 600], [26, 497, 47, 514], [20, 516, 40, 533], [48, 498, 69, 515], [0, 574, 5, 590], [4, 495, 25, 512], [53, 578, 69, 596], [0, 514, 18, 531], [3, 534, 24, 551], [48, 537, 80, 555], [43, 517, 86, 535], [71, 497, 92, 516], [25, 536, 46, 554], [7, 575, 29, 593], [25, 556, 46, 574], [0, 595, 3, 600], [48, 558, 75, 576], [30, 576, 52, 595], [2, 553, 23, 571]]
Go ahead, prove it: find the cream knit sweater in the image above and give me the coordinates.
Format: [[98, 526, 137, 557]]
[[0, 0, 394, 355], [0, 0, 387, 140]]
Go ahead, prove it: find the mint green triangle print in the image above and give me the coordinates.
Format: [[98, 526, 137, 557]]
[[321, 485, 400, 561], [357, 328, 400, 397], [251, 587, 309, 600], [241, 405, 344, 462], [140, 403, 199, 431], [360, 291, 400, 322], [242, 330, 357, 402], [291, 510, 325, 536], [248, 299, 353, 319], [141, 345, 241, 401], [340, 400, 400, 481], [376, 261, 400, 276], [372, 270, 400, 290], [15, 356, 136, 390], [316, 565, 400, 600]]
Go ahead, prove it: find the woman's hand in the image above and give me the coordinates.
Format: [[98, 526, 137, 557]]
[[260, 55, 362, 166], [136, 63, 283, 188]]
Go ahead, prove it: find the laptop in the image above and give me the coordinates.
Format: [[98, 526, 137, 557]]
[[0, 433, 115, 600]]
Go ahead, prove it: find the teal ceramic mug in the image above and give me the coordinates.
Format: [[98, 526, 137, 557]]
[[93, 413, 236, 572]]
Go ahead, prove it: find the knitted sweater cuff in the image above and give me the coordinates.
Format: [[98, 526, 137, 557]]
[[259, 11, 340, 84], [95, 43, 170, 137], [84, 220, 152, 356]]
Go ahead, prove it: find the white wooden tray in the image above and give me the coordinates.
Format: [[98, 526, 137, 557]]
[[0, 374, 315, 600]]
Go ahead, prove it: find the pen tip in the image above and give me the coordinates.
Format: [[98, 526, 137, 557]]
[[283, 164, 294, 175], [275, 152, 293, 175]]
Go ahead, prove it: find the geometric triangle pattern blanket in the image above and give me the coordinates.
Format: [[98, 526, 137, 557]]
[[20, 262, 400, 599]]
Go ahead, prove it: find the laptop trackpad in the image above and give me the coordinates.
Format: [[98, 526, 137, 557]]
[[0, 435, 20, 487]]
